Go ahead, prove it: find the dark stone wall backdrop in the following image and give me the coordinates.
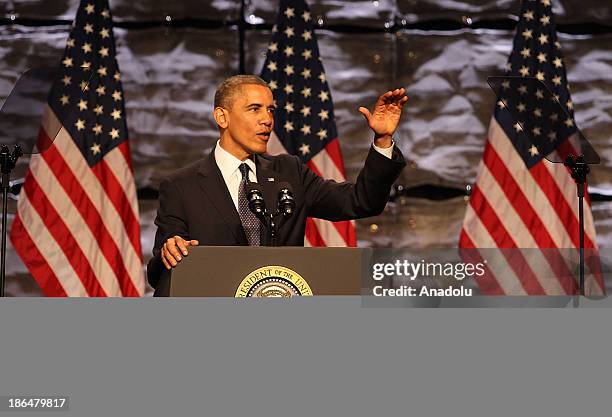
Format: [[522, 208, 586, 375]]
[[0, 1, 610, 295]]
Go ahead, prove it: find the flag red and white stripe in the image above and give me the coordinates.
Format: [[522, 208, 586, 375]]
[[459, 0, 603, 295], [10, 0, 144, 296], [267, 132, 356, 247], [261, 0, 356, 247], [460, 119, 603, 295], [11, 110, 144, 297]]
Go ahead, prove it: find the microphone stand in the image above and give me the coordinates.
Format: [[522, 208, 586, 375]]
[[247, 183, 294, 247], [0, 144, 22, 297], [261, 211, 291, 247], [267, 213, 278, 247], [564, 154, 589, 296]]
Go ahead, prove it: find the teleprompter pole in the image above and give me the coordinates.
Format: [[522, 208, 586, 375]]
[[564, 154, 589, 296], [0, 144, 22, 297]]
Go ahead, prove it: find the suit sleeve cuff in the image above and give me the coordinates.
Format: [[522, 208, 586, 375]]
[[372, 141, 395, 159]]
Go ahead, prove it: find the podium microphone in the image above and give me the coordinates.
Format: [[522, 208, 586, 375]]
[[246, 182, 266, 218], [277, 182, 295, 217]]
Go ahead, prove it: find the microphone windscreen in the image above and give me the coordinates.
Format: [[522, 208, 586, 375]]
[[246, 182, 264, 195]]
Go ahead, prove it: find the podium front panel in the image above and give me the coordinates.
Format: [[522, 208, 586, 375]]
[[170, 246, 363, 297]]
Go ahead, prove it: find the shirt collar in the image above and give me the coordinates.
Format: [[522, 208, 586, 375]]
[[214, 140, 257, 181]]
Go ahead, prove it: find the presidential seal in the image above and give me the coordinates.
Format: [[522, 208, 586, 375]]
[[235, 266, 313, 298]]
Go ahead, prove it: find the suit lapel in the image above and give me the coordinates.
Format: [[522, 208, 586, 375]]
[[197, 149, 247, 244], [255, 154, 278, 217], [255, 155, 279, 246]]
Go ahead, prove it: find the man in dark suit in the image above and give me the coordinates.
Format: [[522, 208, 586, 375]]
[[148, 75, 407, 296]]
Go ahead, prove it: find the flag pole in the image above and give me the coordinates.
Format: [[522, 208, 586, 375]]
[[238, 0, 246, 74]]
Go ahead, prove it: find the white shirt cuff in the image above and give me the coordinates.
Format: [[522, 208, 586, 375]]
[[372, 141, 395, 159]]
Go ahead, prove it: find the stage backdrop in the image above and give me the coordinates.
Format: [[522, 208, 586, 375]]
[[0, 0, 610, 295]]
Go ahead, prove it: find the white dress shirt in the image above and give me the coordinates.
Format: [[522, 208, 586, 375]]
[[214, 140, 395, 211]]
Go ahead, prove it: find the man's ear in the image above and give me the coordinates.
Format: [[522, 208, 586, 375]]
[[213, 107, 229, 129]]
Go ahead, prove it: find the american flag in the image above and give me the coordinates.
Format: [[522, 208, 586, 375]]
[[460, 0, 603, 295], [10, 0, 145, 296], [260, 0, 356, 247]]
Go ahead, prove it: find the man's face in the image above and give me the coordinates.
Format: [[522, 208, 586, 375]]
[[220, 84, 275, 159]]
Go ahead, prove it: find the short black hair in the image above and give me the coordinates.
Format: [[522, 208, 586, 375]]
[[214, 75, 270, 109]]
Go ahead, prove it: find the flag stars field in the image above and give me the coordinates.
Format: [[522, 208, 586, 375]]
[[460, 0, 602, 295], [10, 0, 144, 297], [259, 0, 356, 246]]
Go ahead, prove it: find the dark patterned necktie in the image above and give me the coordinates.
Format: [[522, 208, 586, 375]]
[[238, 163, 261, 246]]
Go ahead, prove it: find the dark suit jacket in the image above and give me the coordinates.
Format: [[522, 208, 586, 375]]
[[148, 145, 405, 296]]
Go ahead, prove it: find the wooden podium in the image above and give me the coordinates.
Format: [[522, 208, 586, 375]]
[[170, 246, 365, 297]]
